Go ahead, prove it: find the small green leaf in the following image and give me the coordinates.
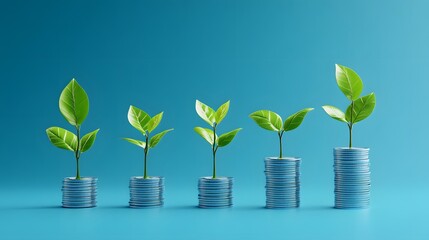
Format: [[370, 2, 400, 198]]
[[249, 110, 282, 131], [283, 108, 314, 132], [335, 64, 364, 101], [322, 105, 347, 123], [196, 100, 216, 126], [146, 112, 163, 133], [194, 127, 217, 145], [149, 129, 173, 148], [215, 100, 230, 125], [80, 129, 99, 152], [218, 128, 242, 147], [46, 127, 77, 151], [123, 137, 146, 149], [59, 79, 89, 126], [128, 105, 151, 135], [345, 92, 376, 124]]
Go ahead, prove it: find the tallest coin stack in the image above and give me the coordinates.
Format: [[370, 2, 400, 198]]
[[334, 147, 370, 209]]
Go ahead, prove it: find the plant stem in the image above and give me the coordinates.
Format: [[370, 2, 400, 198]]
[[212, 124, 217, 179], [278, 131, 283, 159], [348, 124, 353, 148], [212, 149, 216, 179], [144, 134, 149, 179], [349, 101, 354, 148], [75, 126, 81, 180]]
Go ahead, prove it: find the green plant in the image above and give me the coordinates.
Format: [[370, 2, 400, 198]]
[[124, 105, 173, 179], [46, 79, 100, 180], [322, 64, 376, 148], [194, 100, 242, 179], [249, 108, 313, 159]]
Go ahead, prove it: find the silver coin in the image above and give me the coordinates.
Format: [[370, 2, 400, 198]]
[[129, 200, 164, 203], [198, 205, 232, 208], [199, 193, 232, 196], [130, 196, 163, 200], [266, 203, 299, 206], [199, 197, 232, 201], [199, 200, 232, 203], [62, 201, 96, 205], [199, 201, 232, 205], [266, 197, 299, 202], [129, 188, 163, 191], [129, 203, 163, 207], [129, 192, 163, 196]]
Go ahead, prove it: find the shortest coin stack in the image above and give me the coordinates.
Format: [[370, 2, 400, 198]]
[[129, 176, 164, 208], [62, 177, 97, 208], [198, 177, 233, 208], [265, 157, 301, 208], [334, 147, 370, 209]]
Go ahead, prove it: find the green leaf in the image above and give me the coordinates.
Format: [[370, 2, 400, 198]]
[[196, 100, 216, 126], [345, 92, 376, 124], [194, 127, 216, 145], [322, 105, 347, 123], [283, 108, 314, 132], [218, 128, 242, 147], [335, 64, 363, 101], [146, 112, 163, 133], [80, 129, 99, 152], [123, 137, 146, 149], [46, 127, 77, 151], [249, 110, 282, 131], [128, 105, 151, 135], [215, 100, 230, 125], [149, 129, 173, 148], [59, 79, 89, 126]]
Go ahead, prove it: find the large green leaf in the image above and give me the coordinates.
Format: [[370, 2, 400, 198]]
[[128, 105, 151, 135], [283, 108, 314, 132], [123, 137, 146, 149], [335, 64, 363, 101], [345, 92, 376, 124], [196, 100, 215, 126], [215, 100, 230, 125], [46, 127, 77, 151], [80, 129, 99, 152], [59, 79, 89, 126], [146, 112, 163, 133], [194, 127, 216, 145], [322, 105, 347, 123], [249, 110, 282, 131], [149, 129, 173, 148], [218, 128, 242, 147]]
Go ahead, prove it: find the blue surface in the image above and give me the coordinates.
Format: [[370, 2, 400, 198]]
[[2, 188, 428, 240], [1, 0, 429, 239]]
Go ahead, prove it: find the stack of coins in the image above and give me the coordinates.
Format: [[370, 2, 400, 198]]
[[198, 177, 233, 208], [129, 176, 164, 208], [265, 157, 301, 208], [62, 177, 97, 208], [334, 147, 370, 209]]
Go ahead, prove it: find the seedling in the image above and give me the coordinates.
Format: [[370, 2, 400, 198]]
[[46, 79, 99, 180], [250, 108, 313, 158], [194, 100, 241, 179], [322, 64, 376, 148], [124, 105, 173, 179]]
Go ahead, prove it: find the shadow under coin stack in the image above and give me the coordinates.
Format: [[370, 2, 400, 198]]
[[129, 176, 164, 208], [265, 157, 301, 208], [334, 147, 370, 209], [198, 177, 233, 208], [62, 177, 97, 208]]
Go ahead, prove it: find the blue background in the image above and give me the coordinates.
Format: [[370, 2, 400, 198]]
[[1, 0, 428, 239]]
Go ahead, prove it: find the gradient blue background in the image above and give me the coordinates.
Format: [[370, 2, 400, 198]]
[[1, 0, 428, 239]]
